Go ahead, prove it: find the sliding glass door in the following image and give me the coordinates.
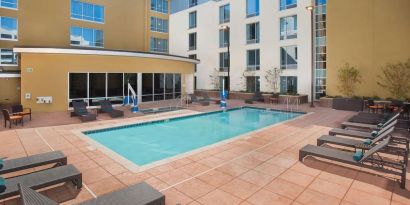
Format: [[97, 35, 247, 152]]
[[68, 72, 182, 107]]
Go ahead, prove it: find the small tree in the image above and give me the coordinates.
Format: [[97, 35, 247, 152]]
[[209, 68, 220, 90], [264, 67, 281, 93], [337, 63, 362, 97], [377, 58, 410, 100]]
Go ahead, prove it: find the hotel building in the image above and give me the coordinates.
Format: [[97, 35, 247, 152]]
[[0, 0, 198, 112]]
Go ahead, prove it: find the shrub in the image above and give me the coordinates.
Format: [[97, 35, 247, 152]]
[[337, 63, 362, 97], [377, 59, 410, 100]]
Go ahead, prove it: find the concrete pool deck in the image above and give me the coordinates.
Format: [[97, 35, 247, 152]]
[[0, 100, 409, 205]]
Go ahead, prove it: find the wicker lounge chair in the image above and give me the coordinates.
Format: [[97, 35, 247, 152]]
[[2, 109, 23, 128], [0, 165, 82, 200], [348, 112, 392, 125], [244, 92, 264, 104], [71, 101, 97, 122], [11, 104, 32, 121], [99, 100, 124, 118], [0, 151, 67, 175], [18, 182, 165, 205], [341, 113, 400, 130], [299, 137, 407, 188]]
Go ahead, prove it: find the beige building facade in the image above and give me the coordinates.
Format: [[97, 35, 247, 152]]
[[326, 0, 410, 98], [1, 0, 198, 112]]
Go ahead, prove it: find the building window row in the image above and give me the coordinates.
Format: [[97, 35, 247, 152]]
[[280, 0, 297, 10], [280, 45, 298, 69], [1, 0, 17, 9], [189, 11, 197, 29], [70, 26, 104, 48], [189, 0, 197, 8], [246, 49, 260, 71], [280, 15, 297, 40], [150, 37, 168, 53], [150, 17, 168, 33], [0, 16, 17, 40], [246, 22, 260, 44], [188, 32, 197, 51], [219, 4, 230, 24], [151, 0, 168, 14], [0, 48, 17, 65], [71, 0, 105, 23], [246, 0, 259, 18]]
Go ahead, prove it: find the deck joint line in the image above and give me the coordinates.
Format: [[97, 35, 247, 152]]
[[35, 128, 98, 199]]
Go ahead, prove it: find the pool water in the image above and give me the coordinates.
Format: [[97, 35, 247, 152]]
[[86, 107, 303, 166]]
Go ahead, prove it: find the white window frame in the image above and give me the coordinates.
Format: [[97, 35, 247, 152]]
[[0, 48, 18, 66], [150, 37, 169, 53], [151, 0, 169, 14], [0, 0, 18, 10], [70, 0, 105, 24], [0, 16, 18, 41], [150, 17, 168, 33], [70, 26, 104, 48], [280, 15, 297, 40], [246, 49, 260, 71]]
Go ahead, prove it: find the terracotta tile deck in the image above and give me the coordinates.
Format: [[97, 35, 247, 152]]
[[0, 100, 409, 205]]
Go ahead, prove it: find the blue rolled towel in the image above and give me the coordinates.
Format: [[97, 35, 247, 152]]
[[371, 131, 378, 137], [0, 159, 3, 169], [353, 150, 363, 162], [377, 123, 384, 128], [363, 139, 372, 145], [0, 177, 6, 193]]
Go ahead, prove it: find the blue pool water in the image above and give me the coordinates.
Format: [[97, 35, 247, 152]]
[[86, 107, 303, 166]]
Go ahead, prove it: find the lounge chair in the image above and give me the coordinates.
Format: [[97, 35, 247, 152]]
[[244, 92, 264, 104], [299, 137, 407, 188], [0, 164, 82, 200], [11, 104, 32, 121], [330, 119, 397, 139], [99, 100, 124, 118], [318, 127, 408, 161], [71, 101, 97, 122], [18, 182, 165, 205], [341, 113, 400, 130], [0, 151, 67, 175], [2, 109, 23, 128], [348, 112, 392, 125]]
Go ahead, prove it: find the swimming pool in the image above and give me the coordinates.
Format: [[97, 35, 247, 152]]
[[85, 107, 303, 166]]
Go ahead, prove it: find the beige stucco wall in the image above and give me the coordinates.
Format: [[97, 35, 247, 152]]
[[327, 0, 410, 98], [0, 78, 21, 105], [19, 53, 194, 112], [0, 0, 168, 52]]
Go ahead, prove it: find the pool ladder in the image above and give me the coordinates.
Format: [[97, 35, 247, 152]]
[[273, 97, 300, 113], [169, 95, 189, 110]]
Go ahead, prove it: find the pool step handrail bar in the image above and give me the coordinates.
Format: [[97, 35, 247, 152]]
[[124, 82, 138, 113]]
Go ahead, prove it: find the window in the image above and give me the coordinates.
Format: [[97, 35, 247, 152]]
[[150, 37, 168, 53], [219, 29, 229, 48], [69, 73, 88, 102], [89, 73, 106, 105], [1, 0, 17, 9], [151, 17, 168, 33], [280, 15, 297, 40], [142, 73, 153, 102], [151, 0, 168, 14], [70, 26, 104, 48], [154, 73, 165, 101], [246, 76, 260, 92], [0, 49, 17, 65], [219, 4, 230, 24], [315, 0, 327, 99], [0, 16, 17, 40], [189, 11, 197, 29], [246, 0, 259, 17], [107, 73, 123, 104], [280, 46, 297, 69], [280, 76, 298, 94], [71, 0, 104, 23], [219, 52, 229, 72], [189, 54, 197, 72], [247, 49, 260, 71], [189, 33, 197, 51], [280, 0, 297, 10], [189, 0, 197, 7], [246, 22, 260, 44]]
